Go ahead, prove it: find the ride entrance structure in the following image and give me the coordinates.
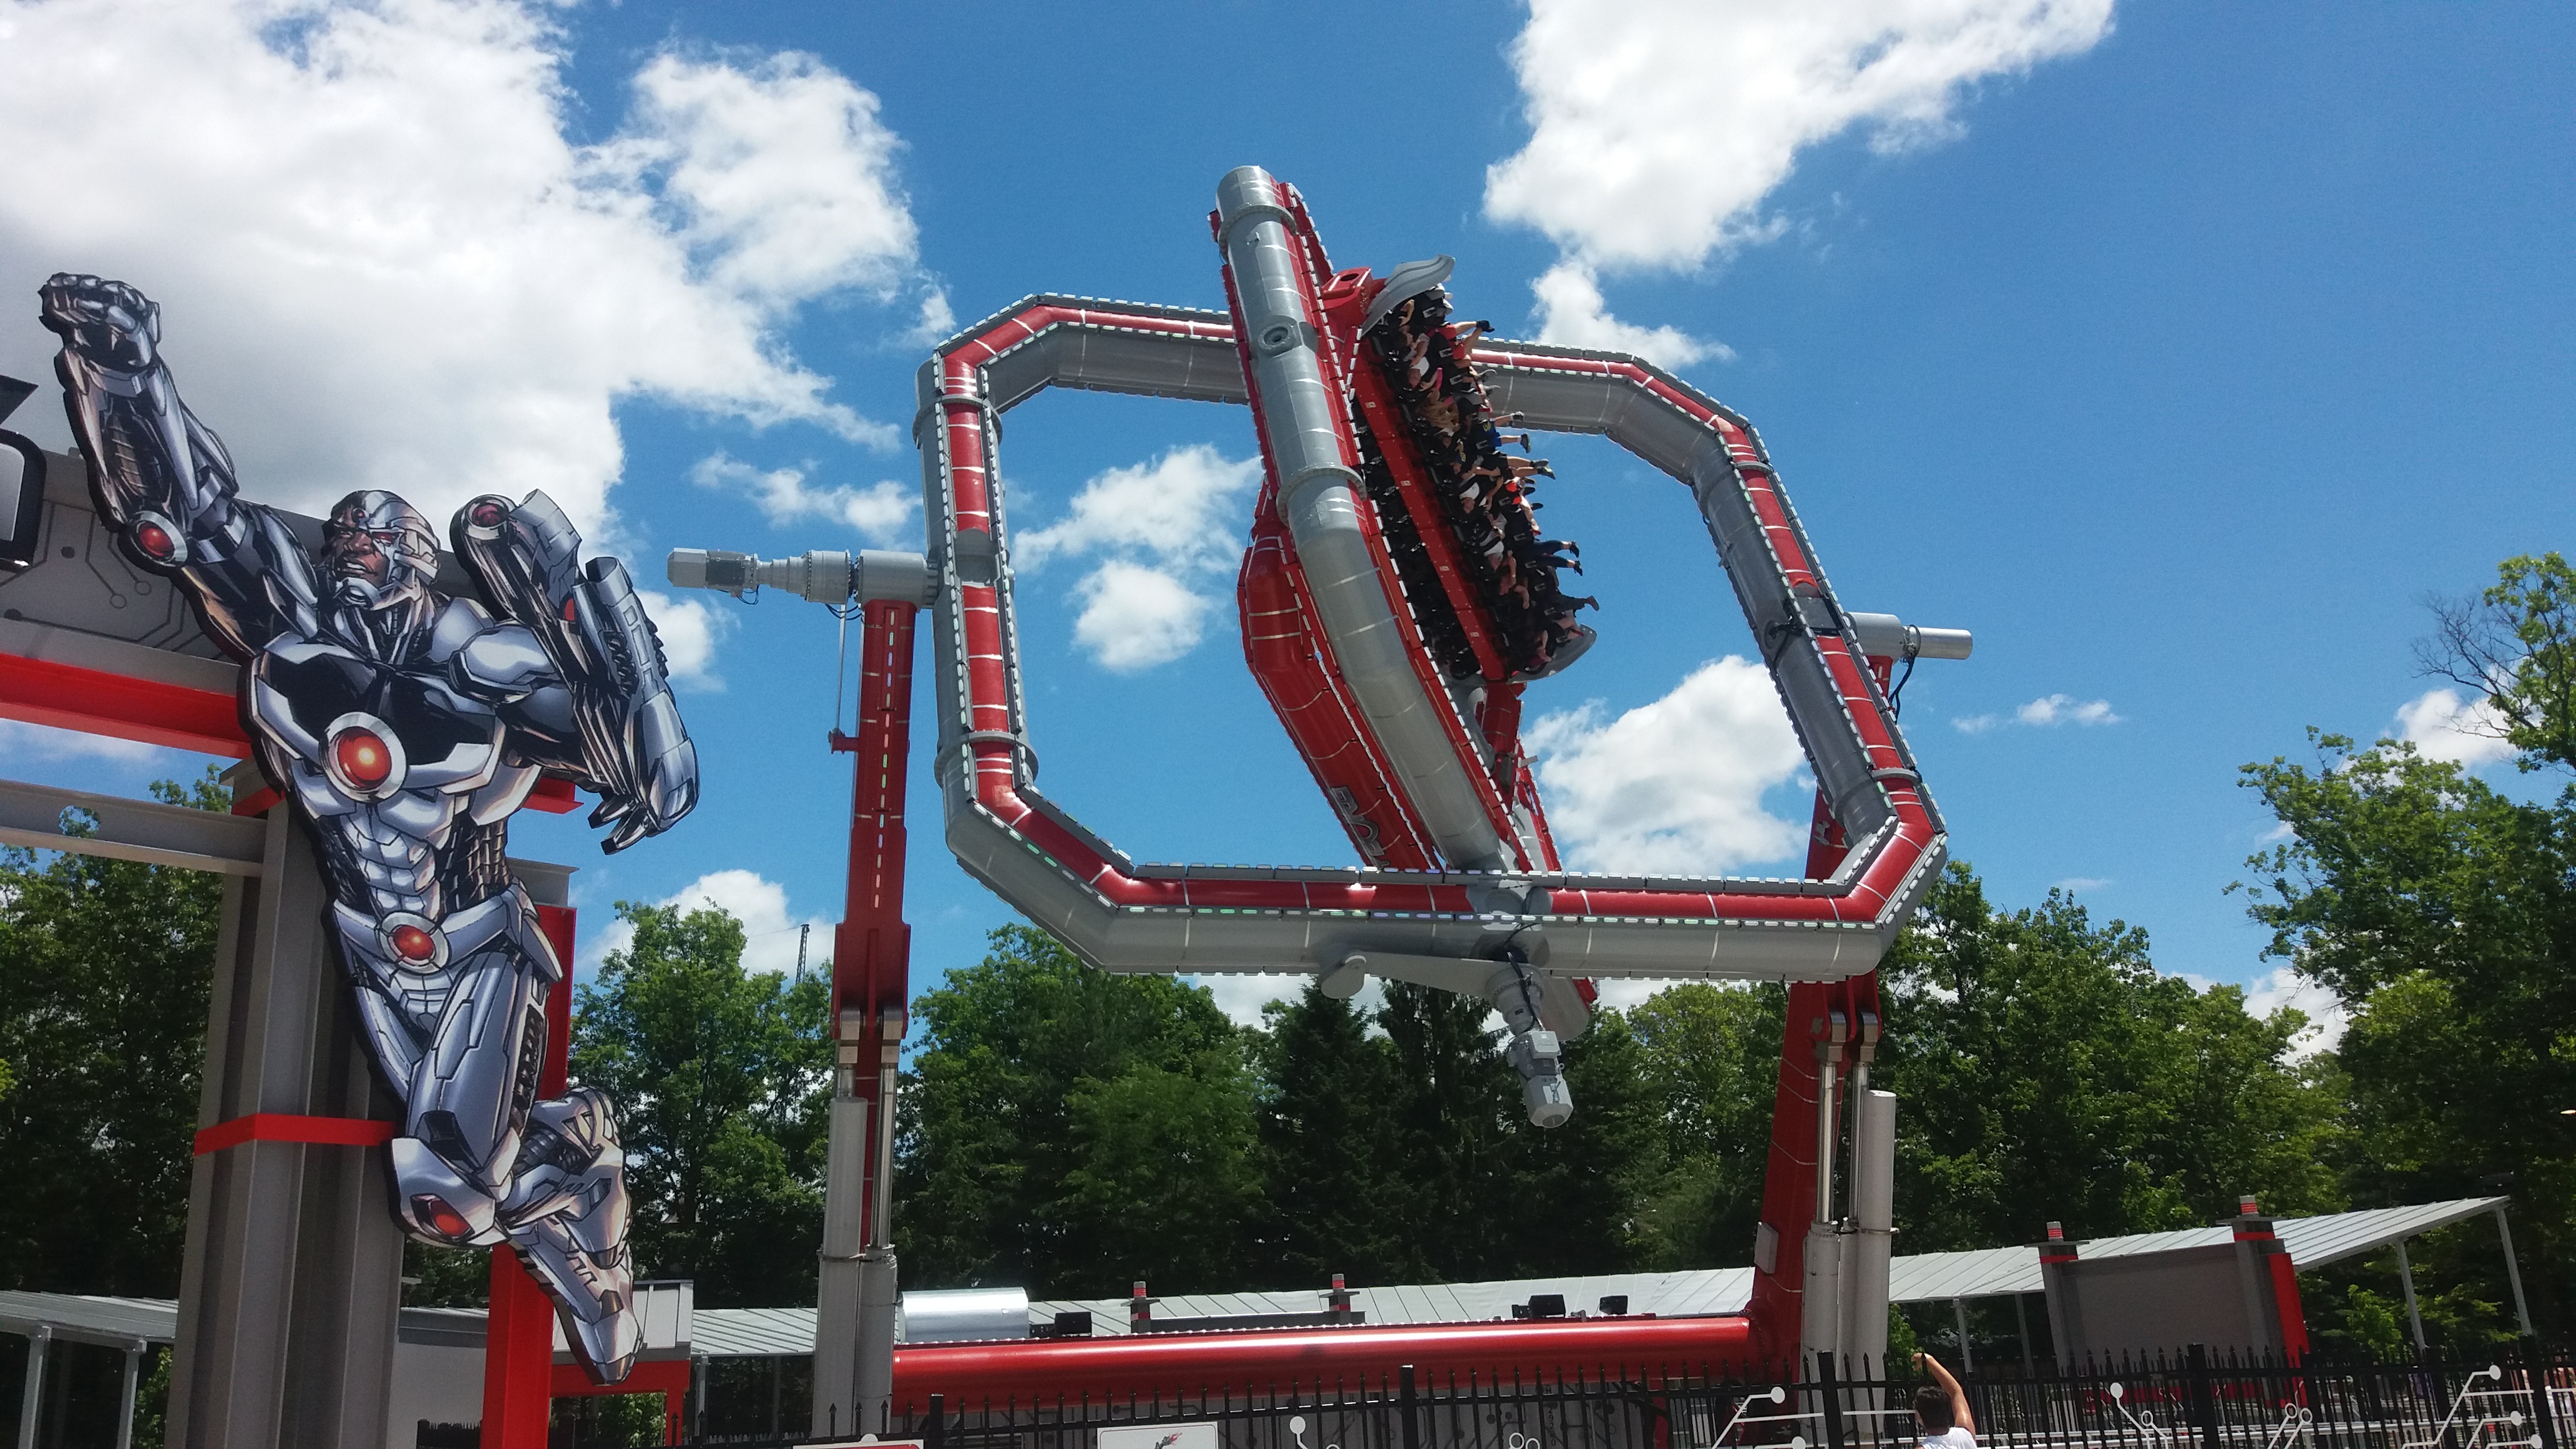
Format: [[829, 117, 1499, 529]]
[[671, 165, 1973, 1437]]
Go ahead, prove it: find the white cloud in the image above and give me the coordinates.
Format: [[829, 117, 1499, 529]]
[[597, 52, 919, 307], [2052, 876, 2111, 894], [1015, 446, 1261, 673], [2017, 693, 2120, 726], [0, 1, 930, 540], [579, 867, 829, 978], [1069, 560, 1215, 673], [2246, 966, 2348, 1058], [1486, 0, 2112, 363], [1525, 656, 1808, 876], [1954, 693, 2120, 732], [1530, 262, 1730, 369], [905, 287, 957, 347], [1489, 0, 2115, 271], [635, 588, 730, 691], [690, 452, 915, 542], [1584, 978, 1667, 1012], [2393, 687, 2515, 768], [1194, 973, 1311, 1028]]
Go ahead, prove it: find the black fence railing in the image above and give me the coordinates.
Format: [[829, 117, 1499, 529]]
[[669, 1342, 2576, 1449]]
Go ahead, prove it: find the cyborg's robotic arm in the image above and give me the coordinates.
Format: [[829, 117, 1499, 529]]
[[41, 274, 315, 656], [452, 492, 698, 852]]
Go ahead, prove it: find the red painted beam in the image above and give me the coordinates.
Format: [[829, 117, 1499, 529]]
[[0, 648, 580, 813], [552, 1357, 689, 1398], [0, 651, 247, 757], [889, 1313, 1765, 1403]]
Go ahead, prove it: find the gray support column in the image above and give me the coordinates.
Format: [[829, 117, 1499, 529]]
[[811, 1082, 869, 1437], [1840, 1090, 1896, 1374], [14, 1327, 46, 1449], [117, 1344, 141, 1449], [2496, 1207, 2536, 1337], [1952, 1299, 1974, 1372], [164, 801, 404, 1448], [2395, 1239, 2427, 1350]]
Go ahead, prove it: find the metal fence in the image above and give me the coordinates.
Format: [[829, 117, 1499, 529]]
[[670, 1342, 2576, 1449]]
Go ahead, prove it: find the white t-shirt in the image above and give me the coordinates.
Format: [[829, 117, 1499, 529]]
[[1921, 1428, 1976, 1449]]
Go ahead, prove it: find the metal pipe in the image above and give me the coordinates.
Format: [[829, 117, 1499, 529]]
[[16, 1326, 47, 1449], [912, 291, 1955, 981], [1841, 1090, 1896, 1373], [889, 1312, 1759, 1400], [1216, 165, 1507, 874], [871, 1053, 899, 1247], [1816, 1012, 1847, 1222], [1953, 1298, 1974, 1373], [2395, 1239, 2427, 1350], [2496, 1206, 2535, 1337], [115, 1344, 139, 1449]]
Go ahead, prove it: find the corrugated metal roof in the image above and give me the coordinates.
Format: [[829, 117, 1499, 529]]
[[1, 1198, 2512, 1360], [2280, 1199, 2506, 1269], [696, 1305, 822, 1359], [0, 1293, 176, 1349], [1889, 1247, 2041, 1304]]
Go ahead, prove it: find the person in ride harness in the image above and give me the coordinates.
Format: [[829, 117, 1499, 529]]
[[1913, 1350, 1977, 1449]]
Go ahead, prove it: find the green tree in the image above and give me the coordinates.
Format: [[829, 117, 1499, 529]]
[[1625, 983, 1785, 1269], [897, 925, 1253, 1297], [1505, 1008, 1662, 1276], [2240, 728, 2576, 1339], [1254, 986, 1410, 1286], [2418, 552, 2576, 771], [572, 900, 833, 1308], [0, 769, 225, 1296], [1375, 980, 1520, 1280], [1060, 1046, 1266, 1292], [1883, 862, 2343, 1252]]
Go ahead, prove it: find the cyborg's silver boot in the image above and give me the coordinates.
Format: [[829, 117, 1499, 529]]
[[500, 1086, 640, 1382]]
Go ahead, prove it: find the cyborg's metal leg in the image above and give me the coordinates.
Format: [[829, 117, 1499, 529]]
[[386, 933, 550, 1246], [1484, 955, 1573, 1128], [499, 1086, 641, 1382]]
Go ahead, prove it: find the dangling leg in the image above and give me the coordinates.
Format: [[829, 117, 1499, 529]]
[[479, 894, 640, 1383], [386, 897, 550, 1246], [498, 1086, 640, 1382]]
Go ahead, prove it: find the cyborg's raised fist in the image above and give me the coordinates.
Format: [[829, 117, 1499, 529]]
[[40, 273, 160, 373]]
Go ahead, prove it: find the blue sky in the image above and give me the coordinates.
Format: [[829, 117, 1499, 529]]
[[2, 0, 2568, 1041]]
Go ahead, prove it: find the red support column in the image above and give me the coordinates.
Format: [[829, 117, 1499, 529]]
[[481, 902, 578, 1448], [1748, 658, 1895, 1368], [827, 599, 919, 1242]]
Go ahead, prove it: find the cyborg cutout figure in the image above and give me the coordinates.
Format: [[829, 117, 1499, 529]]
[[42, 275, 698, 1383]]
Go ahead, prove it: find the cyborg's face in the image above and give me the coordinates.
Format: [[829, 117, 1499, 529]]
[[321, 491, 441, 612]]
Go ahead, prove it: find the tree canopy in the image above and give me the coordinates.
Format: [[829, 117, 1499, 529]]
[[572, 900, 835, 1308], [0, 769, 225, 1297], [1885, 865, 2344, 1251]]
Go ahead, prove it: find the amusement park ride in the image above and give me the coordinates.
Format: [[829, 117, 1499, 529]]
[[0, 165, 1969, 1445], [670, 166, 1972, 1435]]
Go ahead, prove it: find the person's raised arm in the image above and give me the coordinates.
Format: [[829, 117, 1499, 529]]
[[1913, 1350, 1975, 1437]]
